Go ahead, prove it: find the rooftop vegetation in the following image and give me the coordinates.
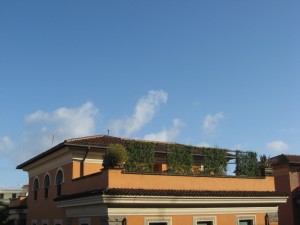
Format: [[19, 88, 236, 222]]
[[103, 141, 268, 177]]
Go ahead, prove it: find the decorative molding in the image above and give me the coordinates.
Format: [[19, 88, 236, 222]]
[[107, 206, 278, 216], [57, 195, 287, 208], [267, 212, 278, 222], [79, 218, 91, 225], [99, 216, 126, 225], [144, 217, 171, 225], [101, 195, 287, 205], [55, 167, 65, 184], [193, 216, 216, 225], [236, 215, 256, 225], [43, 173, 51, 188]]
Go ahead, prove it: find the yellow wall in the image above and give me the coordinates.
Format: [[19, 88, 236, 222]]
[[126, 213, 272, 225], [106, 169, 276, 191]]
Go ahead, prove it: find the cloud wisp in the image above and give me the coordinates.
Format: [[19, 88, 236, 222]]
[[202, 112, 224, 135], [0, 136, 14, 155], [16, 102, 99, 163], [143, 118, 185, 142], [266, 140, 288, 153], [109, 90, 168, 137]]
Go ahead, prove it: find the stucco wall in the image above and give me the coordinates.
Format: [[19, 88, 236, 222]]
[[106, 169, 276, 191]]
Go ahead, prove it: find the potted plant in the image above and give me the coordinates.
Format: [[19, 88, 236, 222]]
[[259, 154, 272, 176], [103, 144, 127, 169]]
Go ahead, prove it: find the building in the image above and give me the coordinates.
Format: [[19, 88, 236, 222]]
[[0, 187, 26, 205], [271, 154, 300, 225], [8, 185, 28, 225], [13, 135, 287, 225]]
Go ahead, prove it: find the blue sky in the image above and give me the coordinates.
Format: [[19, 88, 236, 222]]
[[1, 1, 299, 187]]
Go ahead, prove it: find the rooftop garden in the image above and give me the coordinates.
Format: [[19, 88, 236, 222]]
[[102, 141, 272, 177]]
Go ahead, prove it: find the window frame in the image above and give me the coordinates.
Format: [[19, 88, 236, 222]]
[[236, 215, 256, 225], [79, 218, 90, 225], [33, 177, 40, 200], [43, 173, 51, 199], [193, 216, 216, 225], [31, 219, 37, 225], [42, 219, 49, 225], [144, 217, 172, 225], [55, 168, 64, 196], [54, 219, 63, 225]]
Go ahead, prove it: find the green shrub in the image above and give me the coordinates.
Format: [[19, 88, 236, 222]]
[[103, 144, 127, 168]]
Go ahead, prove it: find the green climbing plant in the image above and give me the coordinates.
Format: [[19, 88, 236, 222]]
[[124, 140, 156, 172], [167, 144, 193, 174], [235, 151, 258, 176], [203, 148, 227, 175]]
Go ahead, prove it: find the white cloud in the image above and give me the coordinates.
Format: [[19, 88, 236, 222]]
[[110, 90, 168, 137], [202, 112, 224, 135], [17, 102, 99, 163], [25, 102, 98, 137], [0, 136, 14, 154], [266, 140, 288, 153], [143, 118, 184, 142], [197, 142, 211, 147]]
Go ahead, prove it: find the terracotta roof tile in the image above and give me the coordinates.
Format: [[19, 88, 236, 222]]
[[18, 135, 234, 169], [271, 154, 300, 166], [55, 188, 288, 201]]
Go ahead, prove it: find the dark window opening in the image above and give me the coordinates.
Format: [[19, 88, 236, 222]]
[[44, 175, 50, 198], [44, 188, 49, 198], [149, 223, 167, 225], [197, 222, 213, 225], [55, 170, 63, 196], [197, 221, 213, 225], [239, 220, 253, 225], [33, 178, 39, 200]]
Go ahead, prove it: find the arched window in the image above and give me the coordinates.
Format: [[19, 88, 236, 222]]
[[33, 178, 39, 200], [55, 169, 64, 196], [44, 174, 50, 198]]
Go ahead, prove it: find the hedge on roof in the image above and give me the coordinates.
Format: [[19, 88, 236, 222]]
[[167, 144, 193, 174], [203, 148, 227, 175], [103, 144, 127, 168], [235, 151, 258, 176], [124, 140, 156, 172]]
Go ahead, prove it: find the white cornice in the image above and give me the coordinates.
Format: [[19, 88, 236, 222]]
[[108, 207, 278, 215], [101, 195, 287, 205], [56, 194, 287, 208]]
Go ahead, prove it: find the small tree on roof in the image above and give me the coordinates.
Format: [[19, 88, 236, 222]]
[[103, 144, 127, 168]]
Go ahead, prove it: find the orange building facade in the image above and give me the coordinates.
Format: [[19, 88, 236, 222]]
[[271, 154, 300, 225], [14, 135, 287, 225]]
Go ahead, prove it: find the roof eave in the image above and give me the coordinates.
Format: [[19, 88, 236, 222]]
[[16, 142, 66, 169]]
